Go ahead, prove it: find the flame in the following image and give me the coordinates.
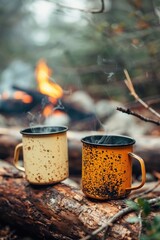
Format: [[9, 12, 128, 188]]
[[35, 59, 63, 102], [42, 104, 53, 117], [13, 91, 33, 103], [1, 92, 9, 100], [43, 106, 66, 118], [1, 91, 32, 104]]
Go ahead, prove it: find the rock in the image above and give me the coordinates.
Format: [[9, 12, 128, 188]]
[[66, 90, 94, 112], [44, 112, 70, 126], [103, 111, 154, 138], [95, 100, 122, 118]]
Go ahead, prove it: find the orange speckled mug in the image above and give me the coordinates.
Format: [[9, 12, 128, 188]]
[[13, 126, 69, 185], [81, 135, 146, 200]]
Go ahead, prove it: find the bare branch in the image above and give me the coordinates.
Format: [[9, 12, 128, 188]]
[[55, 0, 105, 14], [80, 196, 160, 240], [80, 206, 132, 240], [117, 107, 160, 125], [137, 210, 143, 239], [124, 69, 160, 119], [130, 180, 160, 200], [148, 196, 160, 204], [154, 171, 160, 179]]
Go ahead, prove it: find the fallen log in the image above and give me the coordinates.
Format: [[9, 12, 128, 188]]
[[0, 162, 160, 240], [0, 128, 160, 177]]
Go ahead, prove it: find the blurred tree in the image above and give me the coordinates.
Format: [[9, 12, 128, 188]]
[[0, 0, 160, 101], [0, 0, 34, 68]]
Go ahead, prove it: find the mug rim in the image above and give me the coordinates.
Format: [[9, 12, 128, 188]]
[[81, 134, 136, 147], [20, 125, 68, 135]]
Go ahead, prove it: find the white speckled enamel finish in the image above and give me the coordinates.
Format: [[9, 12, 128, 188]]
[[14, 126, 69, 185]]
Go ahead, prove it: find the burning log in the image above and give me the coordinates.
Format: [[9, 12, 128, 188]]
[[0, 96, 35, 116], [13, 85, 98, 124], [0, 86, 46, 116], [0, 85, 99, 130], [0, 161, 159, 240]]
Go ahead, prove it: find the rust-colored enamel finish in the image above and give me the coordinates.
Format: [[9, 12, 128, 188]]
[[81, 135, 146, 200]]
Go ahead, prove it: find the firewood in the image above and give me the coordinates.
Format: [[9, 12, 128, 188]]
[[0, 161, 159, 240]]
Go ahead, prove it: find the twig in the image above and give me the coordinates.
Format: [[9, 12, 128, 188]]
[[80, 196, 160, 240], [154, 171, 160, 180], [125, 95, 160, 109], [138, 210, 143, 240], [124, 69, 160, 119], [117, 107, 160, 125], [80, 206, 133, 240], [56, 0, 105, 14], [148, 196, 160, 205], [130, 180, 160, 200]]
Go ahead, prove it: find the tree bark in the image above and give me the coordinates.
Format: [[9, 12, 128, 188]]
[[0, 162, 160, 240]]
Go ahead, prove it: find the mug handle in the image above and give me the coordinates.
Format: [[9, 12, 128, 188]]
[[126, 152, 146, 191], [13, 143, 25, 172]]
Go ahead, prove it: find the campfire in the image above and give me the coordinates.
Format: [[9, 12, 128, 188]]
[[0, 59, 98, 130]]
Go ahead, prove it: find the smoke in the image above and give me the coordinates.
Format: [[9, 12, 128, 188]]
[[27, 112, 43, 127], [84, 135, 134, 146], [97, 55, 118, 81], [53, 99, 65, 111], [25, 54, 124, 136], [22, 125, 68, 134], [97, 55, 125, 84]]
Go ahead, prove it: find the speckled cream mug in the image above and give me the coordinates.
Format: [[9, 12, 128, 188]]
[[81, 135, 146, 200], [13, 126, 69, 185]]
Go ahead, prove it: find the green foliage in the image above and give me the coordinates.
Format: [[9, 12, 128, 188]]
[[126, 198, 160, 239], [126, 199, 140, 211], [137, 198, 151, 217], [141, 216, 160, 240]]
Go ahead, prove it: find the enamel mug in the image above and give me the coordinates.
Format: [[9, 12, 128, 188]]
[[81, 135, 146, 200], [13, 126, 69, 185]]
